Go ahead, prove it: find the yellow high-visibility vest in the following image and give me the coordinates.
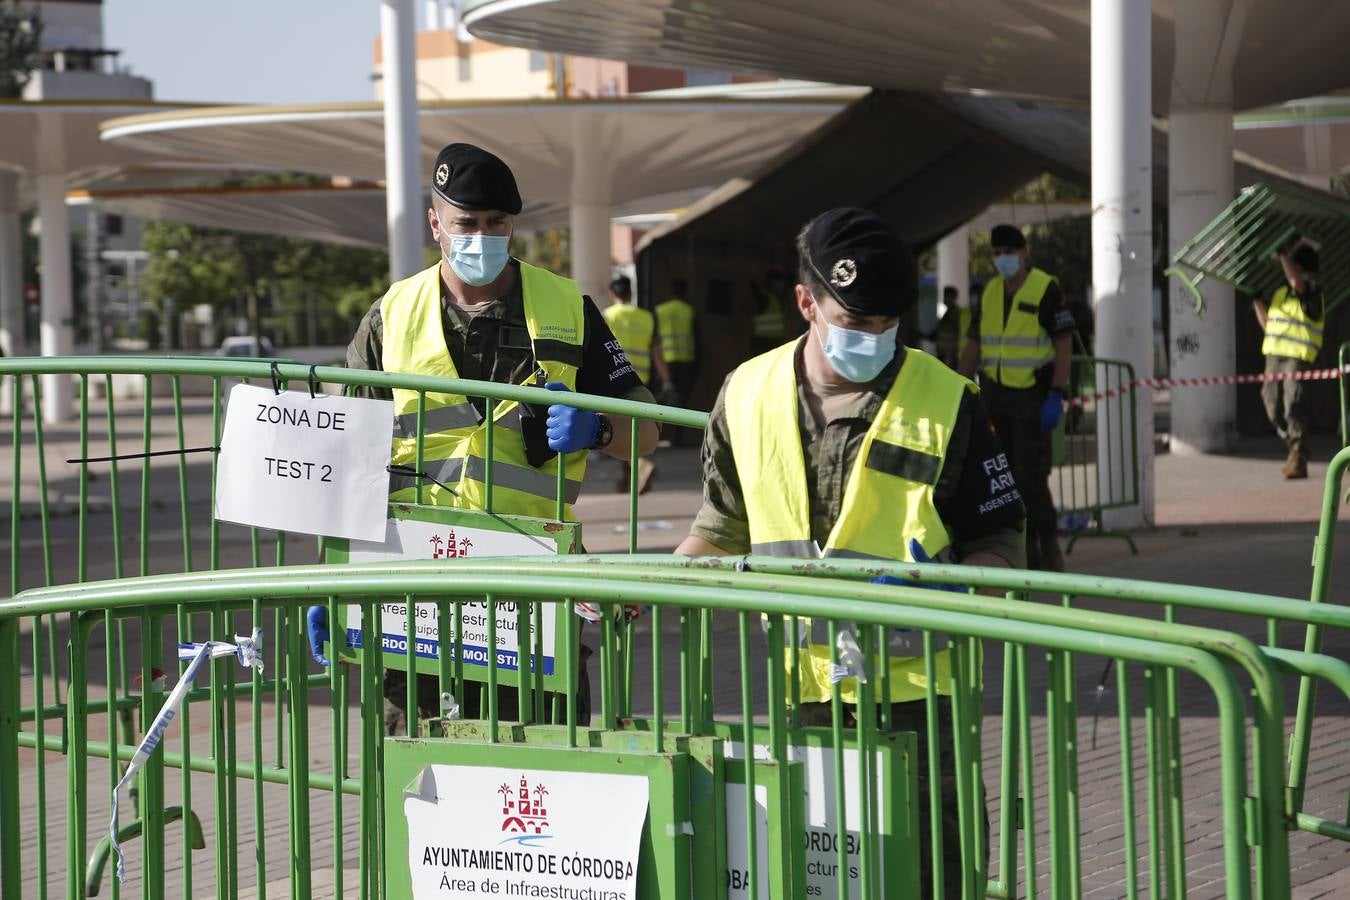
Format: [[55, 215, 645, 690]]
[[1262, 285, 1325, 364], [380, 261, 588, 519], [724, 340, 973, 704], [979, 268, 1056, 389], [752, 285, 787, 340], [603, 303, 655, 382], [655, 298, 696, 364]]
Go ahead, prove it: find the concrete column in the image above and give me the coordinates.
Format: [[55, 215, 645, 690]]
[[382, 0, 426, 281], [1168, 110, 1235, 453], [1168, 0, 1246, 455], [1091, 0, 1154, 527], [936, 223, 970, 309], [570, 122, 612, 304], [424, 0, 445, 30], [0, 173, 21, 358], [36, 173, 73, 424]]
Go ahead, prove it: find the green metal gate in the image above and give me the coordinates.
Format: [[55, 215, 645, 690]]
[[2, 357, 1350, 900], [1167, 181, 1350, 314]]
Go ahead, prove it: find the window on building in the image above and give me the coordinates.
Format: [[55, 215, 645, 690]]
[[104, 214, 124, 236], [529, 50, 548, 72]]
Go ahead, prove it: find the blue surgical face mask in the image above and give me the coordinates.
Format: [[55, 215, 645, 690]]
[[444, 233, 510, 286], [812, 302, 898, 383], [993, 253, 1022, 279]]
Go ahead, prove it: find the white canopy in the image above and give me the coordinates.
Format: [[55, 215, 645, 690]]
[[69, 181, 706, 249], [461, 0, 1350, 112], [100, 97, 846, 205]]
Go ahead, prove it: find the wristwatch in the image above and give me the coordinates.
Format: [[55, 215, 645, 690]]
[[589, 414, 613, 451]]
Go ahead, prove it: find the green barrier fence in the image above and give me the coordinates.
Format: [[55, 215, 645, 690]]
[[1340, 341, 1348, 448], [1, 357, 1348, 900], [1167, 181, 1350, 315], [7, 555, 1347, 899], [1054, 356, 1140, 554]]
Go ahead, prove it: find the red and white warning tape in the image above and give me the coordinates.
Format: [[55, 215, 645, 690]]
[[1068, 363, 1350, 408]]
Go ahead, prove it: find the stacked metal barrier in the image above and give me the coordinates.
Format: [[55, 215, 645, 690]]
[[0, 357, 1347, 900]]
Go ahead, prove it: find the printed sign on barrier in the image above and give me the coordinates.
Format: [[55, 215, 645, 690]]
[[327, 505, 580, 690], [720, 726, 918, 900], [403, 764, 647, 899], [215, 383, 393, 541]]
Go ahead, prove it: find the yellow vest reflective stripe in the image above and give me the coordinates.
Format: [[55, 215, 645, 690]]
[[380, 261, 588, 519], [725, 341, 972, 703], [979, 268, 1056, 388], [603, 303, 655, 382], [655, 298, 696, 363], [1262, 286, 1325, 363]]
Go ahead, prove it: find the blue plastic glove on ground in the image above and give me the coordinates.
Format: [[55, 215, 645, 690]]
[[306, 605, 331, 666], [544, 381, 600, 453], [1040, 388, 1064, 432], [868, 540, 964, 593]]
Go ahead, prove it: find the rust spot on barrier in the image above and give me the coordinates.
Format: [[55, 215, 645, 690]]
[[543, 522, 564, 533]]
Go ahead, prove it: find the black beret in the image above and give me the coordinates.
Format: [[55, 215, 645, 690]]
[[1291, 243, 1319, 274], [990, 224, 1027, 249], [804, 207, 916, 317], [431, 142, 522, 215]]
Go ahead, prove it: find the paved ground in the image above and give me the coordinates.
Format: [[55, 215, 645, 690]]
[[2, 393, 1349, 898]]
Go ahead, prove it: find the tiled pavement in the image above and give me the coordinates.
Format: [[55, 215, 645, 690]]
[[4, 399, 1349, 897]]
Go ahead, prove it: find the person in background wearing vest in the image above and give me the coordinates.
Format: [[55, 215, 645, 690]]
[[656, 278, 698, 391], [934, 284, 967, 369], [751, 269, 792, 355], [603, 274, 670, 492], [309, 142, 661, 734], [656, 277, 700, 444], [1253, 242, 1325, 479], [676, 208, 1027, 899], [958, 224, 1075, 572]]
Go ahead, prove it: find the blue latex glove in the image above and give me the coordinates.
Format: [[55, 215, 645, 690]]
[[1040, 388, 1064, 432], [544, 381, 600, 453], [306, 605, 332, 666], [868, 540, 964, 593]]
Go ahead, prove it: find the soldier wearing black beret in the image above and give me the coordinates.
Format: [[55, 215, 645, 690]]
[[326, 142, 663, 732], [677, 207, 1024, 899], [959, 223, 1076, 571]]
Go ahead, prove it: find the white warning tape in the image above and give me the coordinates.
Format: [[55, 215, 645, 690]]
[[110, 630, 264, 882], [1068, 363, 1350, 408]]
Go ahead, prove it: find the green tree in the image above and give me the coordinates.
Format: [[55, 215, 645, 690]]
[[141, 214, 388, 350], [0, 1, 41, 98]]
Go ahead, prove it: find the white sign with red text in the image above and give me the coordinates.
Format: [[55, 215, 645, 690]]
[[344, 516, 560, 674], [404, 764, 647, 899]]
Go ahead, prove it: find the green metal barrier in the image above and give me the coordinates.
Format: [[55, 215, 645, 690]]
[[1340, 341, 1349, 448], [1055, 355, 1140, 554], [2, 356, 1349, 900], [1167, 181, 1350, 314], [2, 557, 1330, 900]]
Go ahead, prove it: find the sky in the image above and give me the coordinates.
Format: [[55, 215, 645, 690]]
[[104, 0, 380, 104]]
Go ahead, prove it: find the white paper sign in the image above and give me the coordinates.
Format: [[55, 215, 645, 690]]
[[345, 517, 559, 673], [215, 384, 393, 541], [404, 764, 647, 899], [725, 741, 883, 899], [724, 781, 770, 900]]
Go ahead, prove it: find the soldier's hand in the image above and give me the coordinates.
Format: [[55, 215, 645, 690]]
[[544, 382, 600, 452], [306, 606, 332, 666], [1040, 388, 1065, 432]]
